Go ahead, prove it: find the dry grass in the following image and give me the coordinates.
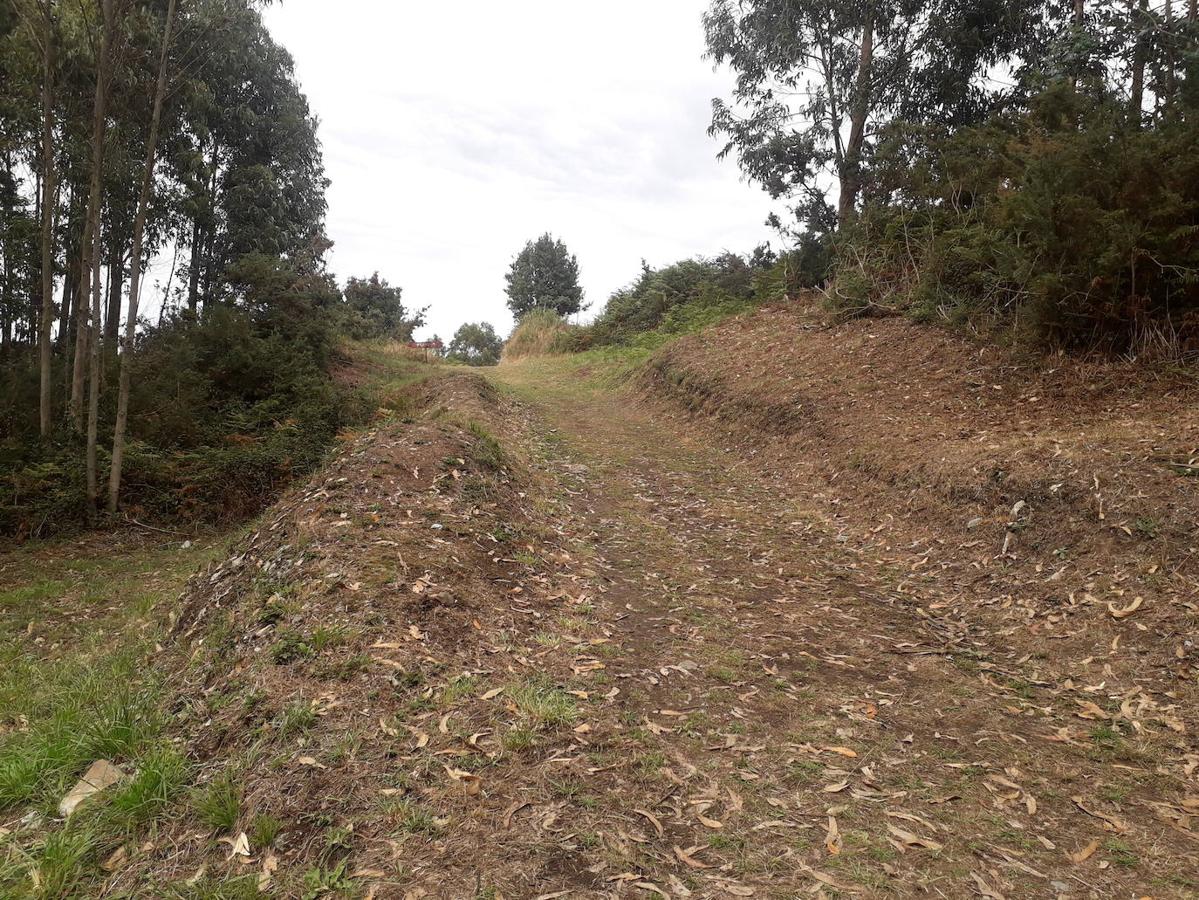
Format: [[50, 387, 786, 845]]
[[502, 309, 576, 361]]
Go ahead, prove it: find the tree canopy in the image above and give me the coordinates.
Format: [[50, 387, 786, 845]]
[[448, 321, 502, 366], [342, 273, 425, 340], [705, 0, 1199, 350], [504, 233, 584, 319], [703, 0, 1043, 231]]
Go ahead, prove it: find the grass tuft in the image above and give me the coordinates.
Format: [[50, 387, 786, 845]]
[[192, 772, 242, 832], [507, 677, 579, 729]]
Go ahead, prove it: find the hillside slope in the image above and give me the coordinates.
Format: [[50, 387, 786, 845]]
[[642, 303, 1199, 685], [16, 322, 1194, 898]]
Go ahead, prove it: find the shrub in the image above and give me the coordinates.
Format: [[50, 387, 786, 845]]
[[580, 245, 823, 349], [0, 259, 387, 536], [832, 86, 1199, 353], [502, 309, 577, 360]]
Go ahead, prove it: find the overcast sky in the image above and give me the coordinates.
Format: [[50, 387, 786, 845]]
[[260, 0, 778, 341]]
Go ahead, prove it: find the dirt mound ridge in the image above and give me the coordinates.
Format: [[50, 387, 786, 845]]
[[640, 303, 1199, 688], [101, 373, 602, 896]]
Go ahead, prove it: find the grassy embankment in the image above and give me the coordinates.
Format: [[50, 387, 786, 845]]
[[0, 342, 433, 898]]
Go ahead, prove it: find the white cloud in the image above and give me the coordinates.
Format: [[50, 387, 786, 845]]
[[263, 0, 777, 340]]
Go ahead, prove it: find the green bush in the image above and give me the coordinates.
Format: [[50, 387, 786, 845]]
[[832, 86, 1199, 353], [0, 255, 381, 536], [580, 244, 828, 350], [502, 309, 577, 360]]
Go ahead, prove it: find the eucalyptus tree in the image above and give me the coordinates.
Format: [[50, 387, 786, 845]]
[[703, 0, 1042, 230], [448, 321, 502, 366], [109, 0, 177, 513]]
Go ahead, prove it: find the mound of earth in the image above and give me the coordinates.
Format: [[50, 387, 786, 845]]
[[104, 374, 614, 896]]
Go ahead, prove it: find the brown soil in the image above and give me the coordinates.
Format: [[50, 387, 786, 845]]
[[98, 312, 1199, 898]]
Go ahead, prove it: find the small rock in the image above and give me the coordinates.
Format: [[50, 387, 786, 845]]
[[59, 760, 126, 817]]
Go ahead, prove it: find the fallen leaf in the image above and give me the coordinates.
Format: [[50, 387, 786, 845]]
[[218, 832, 251, 859], [667, 874, 693, 897], [258, 853, 279, 890], [100, 846, 127, 873], [1070, 839, 1100, 863], [1072, 796, 1128, 833], [825, 816, 842, 855], [1107, 596, 1144, 619], [821, 746, 858, 759], [633, 883, 667, 897], [971, 871, 1005, 899], [672, 845, 711, 869], [59, 760, 125, 817], [634, 808, 664, 837], [887, 824, 944, 852], [352, 868, 388, 879], [444, 766, 481, 796]]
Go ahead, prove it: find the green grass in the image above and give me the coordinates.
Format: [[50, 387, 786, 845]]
[[502, 726, 538, 752], [192, 772, 243, 832], [250, 812, 283, 849], [507, 676, 579, 729], [106, 746, 189, 829], [0, 537, 222, 897], [467, 421, 506, 470], [277, 700, 318, 740], [31, 822, 98, 898], [388, 797, 443, 836], [441, 674, 479, 706], [340, 338, 438, 418], [170, 874, 267, 899]]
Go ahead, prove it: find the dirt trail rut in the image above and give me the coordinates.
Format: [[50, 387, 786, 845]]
[[490, 361, 1199, 900]]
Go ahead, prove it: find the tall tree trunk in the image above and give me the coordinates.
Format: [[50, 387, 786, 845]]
[[56, 182, 77, 350], [1165, 0, 1178, 109], [104, 248, 124, 347], [838, 6, 874, 227], [38, 0, 56, 437], [85, 218, 102, 519], [1, 152, 14, 355], [70, 0, 118, 431], [110, 0, 177, 514], [59, 258, 73, 411], [198, 141, 221, 306], [1129, 0, 1147, 124], [187, 218, 202, 311]]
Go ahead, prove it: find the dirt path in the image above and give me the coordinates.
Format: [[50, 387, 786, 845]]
[[490, 361, 1199, 899]]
